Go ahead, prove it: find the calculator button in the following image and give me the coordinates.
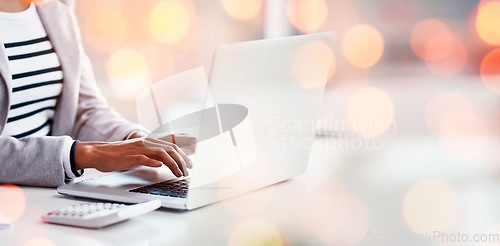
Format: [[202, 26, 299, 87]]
[[42, 200, 161, 228]]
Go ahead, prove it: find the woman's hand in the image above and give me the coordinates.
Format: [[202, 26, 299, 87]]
[[157, 134, 197, 155], [128, 132, 197, 155], [74, 138, 192, 177]]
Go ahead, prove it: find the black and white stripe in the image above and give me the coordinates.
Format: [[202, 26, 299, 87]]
[[2, 36, 63, 138], [0, 3, 63, 138], [0, 3, 79, 179]]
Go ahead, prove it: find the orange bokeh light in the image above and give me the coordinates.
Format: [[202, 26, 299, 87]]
[[149, 1, 190, 45], [480, 48, 500, 93], [286, 0, 328, 33], [0, 184, 26, 223], [228, 218, 283, 246], [342, 24, 385, 69], [346, 87, 395, 138], [32, 0, 51, 5], [425, 37, 467, 77], [221, 0, 264, 20], [327, 53, 337, 81], [410, 19, 454, 61], [403, 179, 458, 234], [23, 238, 56, 246], [83, 5, 127, 51], [292, 41, 334, 89], [476, 1, 500, 45], [410, 19, 467, 77], [106, 49, 149, 100], [326, 0, 358, 38]]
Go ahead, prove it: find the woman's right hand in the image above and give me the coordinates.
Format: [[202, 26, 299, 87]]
[[74, 138, 192, 177]]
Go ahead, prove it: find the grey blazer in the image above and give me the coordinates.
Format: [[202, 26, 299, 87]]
[[0, 0, 140, 187]]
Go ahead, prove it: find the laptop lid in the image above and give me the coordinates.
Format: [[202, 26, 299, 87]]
[[185, 32, 335, 210], [57, 32, 334, 210]]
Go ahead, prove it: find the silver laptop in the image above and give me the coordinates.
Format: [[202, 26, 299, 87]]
[[57, 32, 335, 210]]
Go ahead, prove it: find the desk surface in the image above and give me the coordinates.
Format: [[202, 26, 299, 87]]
[[2, 75, 500, 246]]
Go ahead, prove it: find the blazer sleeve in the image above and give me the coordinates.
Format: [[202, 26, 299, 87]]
[[65, 1, 143, 142], [0, 135, 73, 187], [71, 53, 143, 141]]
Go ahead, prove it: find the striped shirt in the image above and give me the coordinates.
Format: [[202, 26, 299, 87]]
[[0, 3, 80, 179], [0, 3, 63, 138]]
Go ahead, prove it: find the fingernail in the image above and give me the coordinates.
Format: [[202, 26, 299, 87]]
[[177, 169, 183, 177]]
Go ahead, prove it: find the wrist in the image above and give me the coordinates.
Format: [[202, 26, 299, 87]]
[[74, 142, 95, 170], [69, 140, 83, 177]]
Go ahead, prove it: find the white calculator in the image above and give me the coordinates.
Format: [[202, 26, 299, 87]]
[[41, 200, 161, 229]]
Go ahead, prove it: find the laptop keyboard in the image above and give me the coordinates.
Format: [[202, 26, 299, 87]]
[[129, 178, 190, 198]]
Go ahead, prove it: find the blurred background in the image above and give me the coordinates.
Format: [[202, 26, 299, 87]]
[[4, 1, 500, 245], [74, 0, 500, 122], [72, 2, 500, 243]]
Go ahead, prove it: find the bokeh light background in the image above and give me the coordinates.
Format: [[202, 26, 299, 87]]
[[74, 0, 500, 118], [0, 0, 494, 245], [73, 0, 500, 243]]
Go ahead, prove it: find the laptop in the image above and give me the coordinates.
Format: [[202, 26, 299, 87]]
[[57, 32, 335, 210]]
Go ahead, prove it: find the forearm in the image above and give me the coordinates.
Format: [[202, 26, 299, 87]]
[[73, 138, 190, 177], [0, 135, 73, 187], [74, 141, 114, 170]]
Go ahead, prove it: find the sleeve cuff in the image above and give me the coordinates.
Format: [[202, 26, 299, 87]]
[[63, 140, 83, 179]]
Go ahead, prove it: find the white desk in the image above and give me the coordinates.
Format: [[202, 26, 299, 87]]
[[2, 75, 500, 246]]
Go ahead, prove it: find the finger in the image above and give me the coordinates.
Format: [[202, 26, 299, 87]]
[[132, 155, 163, 168], [186, 156, 193, 169], [145, 138, 194, 168], [144, 137, 175, 147], [145, 147, 183, 177], [165, 148, 189, 176], [173, 145, 192, 169], [147, 135, 195, 148], [151, 134, 175, 144], [163, 135, 174, 143]]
